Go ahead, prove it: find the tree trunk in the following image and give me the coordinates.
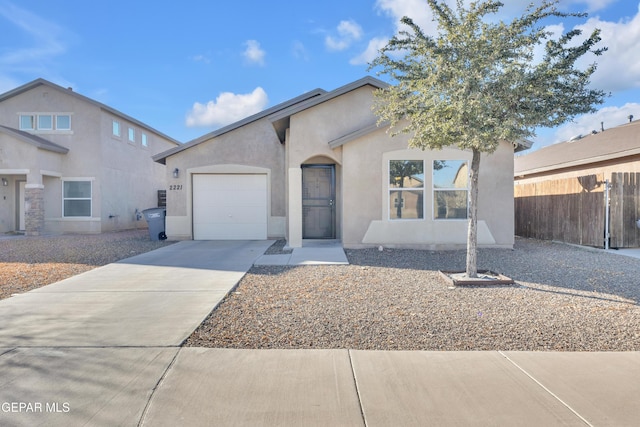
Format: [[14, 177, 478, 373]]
[[466, 148, 481, 278]]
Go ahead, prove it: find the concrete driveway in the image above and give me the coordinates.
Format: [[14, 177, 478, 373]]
[[0, 240, 273, 426]]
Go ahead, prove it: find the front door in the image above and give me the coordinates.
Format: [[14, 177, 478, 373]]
[[302, 165, 335, 239]]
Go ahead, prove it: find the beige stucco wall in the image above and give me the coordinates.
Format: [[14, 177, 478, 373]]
[[285, 86, 374, 246], [158, 81, 515, 248], [285, 84, 515, 249], [0, 83, 175, 234], [163, 119, 286, 240], [339, 128, 514, 249]]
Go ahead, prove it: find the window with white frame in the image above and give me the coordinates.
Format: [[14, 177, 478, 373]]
[[141, 133, 148, 147], [63, 180, 92, 217], [37, 114, 53, 130], [56, 115, 71, 130], [433, 160, 468, 220], [112, 120, 121, 137], [389, 160, 424, 220], [128, 127, 135, 143], [19, 115, 35, 130], [19, 113, 71, 131]]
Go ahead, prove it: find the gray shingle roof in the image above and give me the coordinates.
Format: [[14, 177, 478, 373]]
[[0, 125, 69, 154], [515, 120, 640, 176]]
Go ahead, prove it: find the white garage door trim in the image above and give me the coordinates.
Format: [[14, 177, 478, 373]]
[[192, 174, 268, 240]]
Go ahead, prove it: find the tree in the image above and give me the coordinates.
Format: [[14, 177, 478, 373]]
[[369, 0, 607, 277]]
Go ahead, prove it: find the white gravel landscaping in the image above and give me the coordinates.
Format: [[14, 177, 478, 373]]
[[2, 232, 638, 351], [186, 238, 640, 351]]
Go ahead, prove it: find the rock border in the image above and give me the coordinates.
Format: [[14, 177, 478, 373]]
[[439, 270, 514, 286]]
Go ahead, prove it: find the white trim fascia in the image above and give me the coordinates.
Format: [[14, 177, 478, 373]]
[[515, 147, 640, 177], [41, 170, 62, 177]]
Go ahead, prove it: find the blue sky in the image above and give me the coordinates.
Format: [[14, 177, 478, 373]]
[[1, 0, 638, 150]]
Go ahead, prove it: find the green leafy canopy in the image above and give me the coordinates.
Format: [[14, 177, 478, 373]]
[[369, 0, 608, 154]]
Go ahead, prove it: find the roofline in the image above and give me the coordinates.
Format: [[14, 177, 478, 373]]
[[514, 138, 534, 152], [267, 76, 389, 124], [0, 125, 69, 154], [328, 121, 386, 149], [0, 78, 181, 146], [328, 122, 534, 152], [152, 87, 327, 164], [516, 147, 640, 177]]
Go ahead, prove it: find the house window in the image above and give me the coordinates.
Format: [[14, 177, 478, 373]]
[[19, 115, 35, 130], [63, 180, 92, 217], [112, 120, 121, 137], [37, 115, 53, 130], [20, 113, 71, 131], [389, 160, 424, 220], [141, 133, 148, 147], [433, 160, 468, 220], [56, 115, 71, 130], [128, 127, 135, 143]]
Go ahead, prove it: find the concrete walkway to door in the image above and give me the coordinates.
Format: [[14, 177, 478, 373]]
[[254, 239, 349, 266]]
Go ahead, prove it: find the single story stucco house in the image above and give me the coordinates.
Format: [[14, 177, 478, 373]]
[[154, 76, 521, 249]]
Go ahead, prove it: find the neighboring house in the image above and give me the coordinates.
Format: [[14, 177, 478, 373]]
[[514, 119, 640, 183], [0, 78, 180, 235], [514, 118, 640, 248], [154, 76, 521, 249]]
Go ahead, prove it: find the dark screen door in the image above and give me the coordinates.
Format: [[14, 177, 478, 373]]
[[302, 165, 335, 239]]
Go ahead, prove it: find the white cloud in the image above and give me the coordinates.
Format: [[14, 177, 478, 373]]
[[185, 87, 269, 128], [375, 0, 433, 32], [243, 40, 266, 66], [550, 103, 640, 144], [568, 0, 620, 13], [325, 20, 363, 51], [373, 0, 618, 36], [350, 37, 389, 65], [574, 10, 640, 93]]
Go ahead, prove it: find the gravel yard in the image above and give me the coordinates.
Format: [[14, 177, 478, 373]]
[[0, 229, 174, 300], [186, 239, 640, 351]]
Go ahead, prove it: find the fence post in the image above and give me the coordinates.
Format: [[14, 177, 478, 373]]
[[604, 178, 610, 250]]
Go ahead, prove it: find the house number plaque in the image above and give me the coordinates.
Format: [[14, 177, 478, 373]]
[[169, 185, 183, 190]]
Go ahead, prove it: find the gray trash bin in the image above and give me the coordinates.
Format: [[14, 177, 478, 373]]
[[142, 208, 167, 241]]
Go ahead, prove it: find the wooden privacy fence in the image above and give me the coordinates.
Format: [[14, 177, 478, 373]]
[[514, 174, 605, 247], [609, 173, 640, 248], [515, 173, 640, 248]]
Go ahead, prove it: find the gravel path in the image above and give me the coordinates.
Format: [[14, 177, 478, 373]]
[[0, 229, 174, 300], [186, 239, 640, 351]]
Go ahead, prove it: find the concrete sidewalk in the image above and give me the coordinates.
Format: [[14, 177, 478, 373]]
[[142, 349, 640, 426], [1, 240, 639, 426]]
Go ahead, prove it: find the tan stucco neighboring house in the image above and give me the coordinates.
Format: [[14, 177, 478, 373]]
[[514, 119, 640, 183], [154, 76, 519, 249], [513, 118, 640, 248], [0, 78, 180, 235]]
